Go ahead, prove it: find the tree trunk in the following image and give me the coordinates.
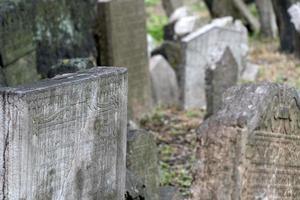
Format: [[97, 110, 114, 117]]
[[204, 0, 260, 32], [256, 0, 277, 38], [272, 0, 295, 53]]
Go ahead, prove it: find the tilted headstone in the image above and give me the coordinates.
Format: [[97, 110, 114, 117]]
[[192, 83, 300, 199], [125, 169, 150, 199], [96, 0, 153, 119], [205, 48, 238, 118], [151, 41, 182, 73], [180, 20, 247, 109], [0, 1, 40, 86], [150, 55, 179, 106], [162, 0, 183, 17], [0, 67, 128, 199], [126, 129, 160, 200]]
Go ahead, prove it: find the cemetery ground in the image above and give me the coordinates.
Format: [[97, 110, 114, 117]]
[[141, 36, 300, 199]]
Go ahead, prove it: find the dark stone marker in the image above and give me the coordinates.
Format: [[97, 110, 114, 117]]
[[0, 67, 128, 199], [96, 0, 152, 120], [192, 83, 300, 199], [0, 1, 40, 86], [35, 0, 98, 77], [205, 48, 238, 118], [47, 58, 95, 78], [126, 129, 160, 200]]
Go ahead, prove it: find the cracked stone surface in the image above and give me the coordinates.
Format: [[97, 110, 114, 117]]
[[0, 67, 128, 199], [192, 82, 300, 199]]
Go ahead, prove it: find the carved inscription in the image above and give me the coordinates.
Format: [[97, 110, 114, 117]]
[[245, 91, 300, 199], [1, 68, 127, 199]]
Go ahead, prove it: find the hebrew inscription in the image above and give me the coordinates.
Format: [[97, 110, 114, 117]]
[[0, 67, 127, 199]]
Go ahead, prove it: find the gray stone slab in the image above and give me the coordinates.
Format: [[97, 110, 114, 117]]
[[126, 129, 160, 200], [192, 83, 300, 199], [35, 0, 98, 77], [205, 48, 238, 118], [96, 0, 153, 119], [241, 62, 259, 82], [180, 21, 247, 109], [150, 55, 179, 106], [0, 67, 128, 199]]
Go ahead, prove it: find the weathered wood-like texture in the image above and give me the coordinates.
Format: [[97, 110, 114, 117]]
[[96, 0, 152, 120], [192, 83, 300, 199], [0, 67, 128, 199], [180, 26, 244, 109]]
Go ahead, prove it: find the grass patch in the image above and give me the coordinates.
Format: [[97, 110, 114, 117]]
[[147, 14, 168, 43]]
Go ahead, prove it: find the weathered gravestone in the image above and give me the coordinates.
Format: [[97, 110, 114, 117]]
[[205, 48, 238, 118], [0, 0, 98, 83], [0, 1, 40, 86], [126, 128, 160, 200], [96, 0, 152, 120], [192, 82, 300, 199], [150, 55, 179, 106], [35, 0, 98, 77], [0, 67, 128, 199], [47, 58, 95, 78], [180, 20, 246, 109]]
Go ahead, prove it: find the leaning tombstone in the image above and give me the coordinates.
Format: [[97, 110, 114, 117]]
[[192, 83, 300, 199], [180, 21, 246, 109], [0, 1, 40, 86], [150, 55, 179, 106], [0, 67, 128, 199], [96, 0, 153, 120], [205, 47, 238, 118], [126, 128, 160, 200]]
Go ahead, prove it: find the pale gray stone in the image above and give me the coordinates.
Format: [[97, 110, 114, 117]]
[[0, 67, 128, 200], [169, 7, 189, 23], [205, 48, 238, 118], [289, 3, 300, 33], [175, 16, 201, 38], [96, 0, 153, 120], [192, 83, 300, 199], [150, 55, 179, 106], [126, 129, 160, 200], [241, 62, 259, 82], [180, 19, 247, 109]]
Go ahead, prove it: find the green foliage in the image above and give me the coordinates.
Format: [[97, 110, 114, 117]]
[[145, 0, 160, 7], [147, 14, 168, 43]]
